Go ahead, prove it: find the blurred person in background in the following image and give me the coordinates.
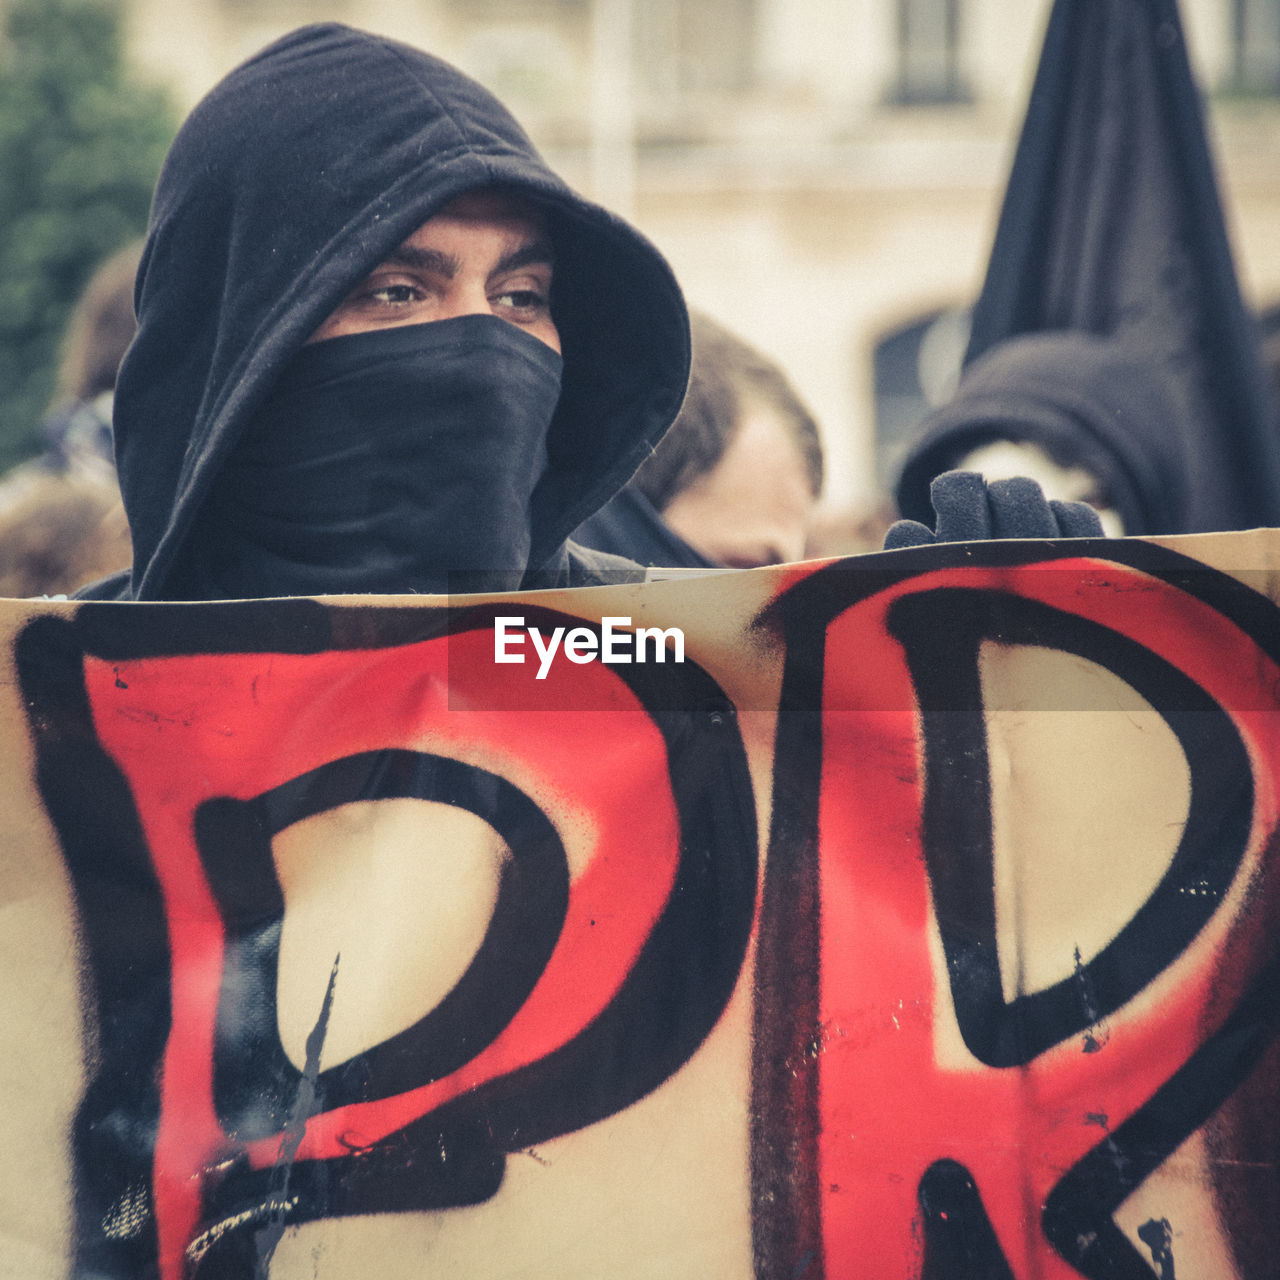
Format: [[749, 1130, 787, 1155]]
[[0, 241, 138, 507], [0, 472, 131, 597], [39, 240, 141, 482], [893, 332, 1183, 539], [0, 241, 138, 596], [575, 310, 824, 569]]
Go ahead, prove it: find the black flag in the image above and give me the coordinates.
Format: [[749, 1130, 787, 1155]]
[[897, 0, 1280, 535]]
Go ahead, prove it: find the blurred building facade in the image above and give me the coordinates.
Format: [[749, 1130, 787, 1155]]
[[118, 0, 1280, 509]]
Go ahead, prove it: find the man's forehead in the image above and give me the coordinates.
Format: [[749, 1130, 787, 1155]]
[[413, 188, 551, 237]]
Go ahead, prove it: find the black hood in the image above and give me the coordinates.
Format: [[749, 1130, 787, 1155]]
[[110, 23, 689, 600], [897, 332, 1186, 536]]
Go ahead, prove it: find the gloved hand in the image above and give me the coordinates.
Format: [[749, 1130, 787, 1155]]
[[883, 470, 1105, 550]]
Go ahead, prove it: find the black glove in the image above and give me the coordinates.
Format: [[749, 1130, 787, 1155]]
[[883, 470, 1105, 550]]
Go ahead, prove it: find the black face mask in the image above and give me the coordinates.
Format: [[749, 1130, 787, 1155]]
[[187, 315, 563, 598]]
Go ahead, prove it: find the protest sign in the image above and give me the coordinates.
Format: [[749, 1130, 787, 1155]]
[[4, 532, 1280, 1278]]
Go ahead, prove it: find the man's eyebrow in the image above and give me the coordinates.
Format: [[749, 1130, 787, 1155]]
[[380, 245, 459, 276], [493, 238, 555, 275]]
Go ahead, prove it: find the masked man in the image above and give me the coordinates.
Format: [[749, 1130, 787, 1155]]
[[79, 23, 690, 601]]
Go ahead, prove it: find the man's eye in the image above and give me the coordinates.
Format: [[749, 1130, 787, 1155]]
[[368, 284, 420, 306], [493, 289, 548, 313]]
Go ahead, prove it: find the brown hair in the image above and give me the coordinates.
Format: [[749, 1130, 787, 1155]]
[[631, 311, 823, 510], [55, 241, 143, 405]]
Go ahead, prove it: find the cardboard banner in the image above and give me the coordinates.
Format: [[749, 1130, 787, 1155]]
[[5, 532, 1280, 1278]]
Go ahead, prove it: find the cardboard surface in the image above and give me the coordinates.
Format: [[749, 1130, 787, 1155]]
[[5, 532, 1280, 1278]]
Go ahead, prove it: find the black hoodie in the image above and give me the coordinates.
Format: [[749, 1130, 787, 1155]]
[[84, 23, 690, 600], [896, 332, 1187, 536]]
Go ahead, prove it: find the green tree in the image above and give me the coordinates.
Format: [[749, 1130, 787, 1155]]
[[0, 0, 176, 471]]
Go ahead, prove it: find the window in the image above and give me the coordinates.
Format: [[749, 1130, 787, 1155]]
[[635, 0, 757, 99], [1229, 0, 1280, 95], [889, 0, 969, 105]]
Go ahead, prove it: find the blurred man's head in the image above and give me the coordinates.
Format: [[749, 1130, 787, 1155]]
[[630, 313, 823, 568], [40, 240, 142, 478]]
